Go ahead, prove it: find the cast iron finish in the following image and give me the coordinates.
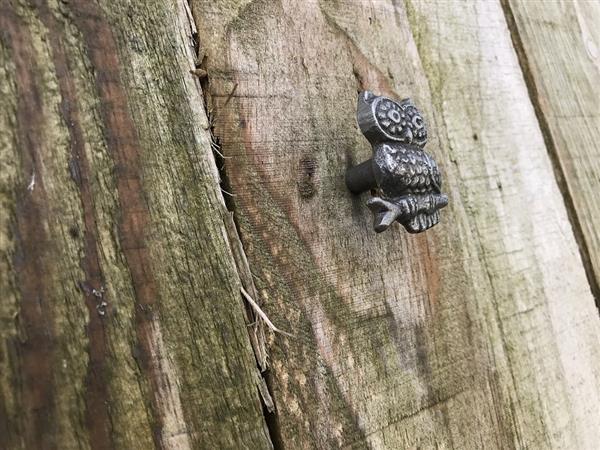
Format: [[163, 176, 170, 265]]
[[346, 91, 448, 233]]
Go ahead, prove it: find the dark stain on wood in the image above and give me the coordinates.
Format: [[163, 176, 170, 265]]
[[34, 1, 115, 447], [68, 225, 80, 239], [297, 156, 318, 199], [69, 1, 165, 447], [0, 6, 57, 448]]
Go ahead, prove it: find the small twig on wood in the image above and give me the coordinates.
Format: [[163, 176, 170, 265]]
[[220, 187, 236, 197], [210, 139, 231, 159], [240, 286, 294, 338]]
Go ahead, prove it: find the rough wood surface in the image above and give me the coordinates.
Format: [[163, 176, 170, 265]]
[[408, 1, 600, 447], [503, 0, 600, 297], [191, 0, 600, 448], [2, 0, 600, 448], [0, 1, 271, 449]]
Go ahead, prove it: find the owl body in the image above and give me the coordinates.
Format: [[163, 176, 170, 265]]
[[373, 143, 442, 198], [357, 91, 448, 233]]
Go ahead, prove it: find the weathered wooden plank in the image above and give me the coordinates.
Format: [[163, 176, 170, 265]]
[[503, 0, 600, 297], [0, 1, 271, 448], [408, 1, 600, 447], [191, 0, 600, 448]]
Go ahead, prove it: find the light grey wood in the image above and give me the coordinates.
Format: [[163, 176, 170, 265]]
[[409, 1, 600, 447], [505, 0, 600, 295]]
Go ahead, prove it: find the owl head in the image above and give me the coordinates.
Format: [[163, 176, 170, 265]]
[[357, 91, 427, 147]]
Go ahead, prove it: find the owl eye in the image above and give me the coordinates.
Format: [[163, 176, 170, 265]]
[[412, 116, 424, 128], [387, 109, 402, 124]]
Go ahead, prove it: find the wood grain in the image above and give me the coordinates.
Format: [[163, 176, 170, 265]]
[[504, 0, 600, 298], [408, 1, 600, 447], [192, 0, 600, 448], [2, 0, 599, 448], [0, 1, 270, 448]]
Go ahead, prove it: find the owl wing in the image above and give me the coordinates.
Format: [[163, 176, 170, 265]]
[[376, 145, 442, 198]]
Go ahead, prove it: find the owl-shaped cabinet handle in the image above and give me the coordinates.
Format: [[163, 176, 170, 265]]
[[346, 91, 448, 233]]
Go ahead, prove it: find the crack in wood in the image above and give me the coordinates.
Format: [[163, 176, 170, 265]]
[[184, 1, 282, 447]]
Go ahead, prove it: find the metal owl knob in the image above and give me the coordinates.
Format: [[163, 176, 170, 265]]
[[346, 91, 448, 233]]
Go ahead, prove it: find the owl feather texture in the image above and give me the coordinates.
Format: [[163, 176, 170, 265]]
[[357, 91, 448, 233]]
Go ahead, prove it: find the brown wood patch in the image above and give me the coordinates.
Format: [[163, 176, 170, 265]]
[[32, 2, 114, 447], [0, 6, 57, 448]]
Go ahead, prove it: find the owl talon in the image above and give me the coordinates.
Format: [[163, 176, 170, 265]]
[[399, 197, 418, 217]]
